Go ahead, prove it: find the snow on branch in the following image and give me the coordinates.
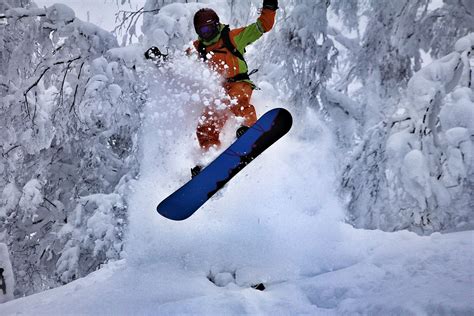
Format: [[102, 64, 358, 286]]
[[23, 56, 82, 120], [70, 61, 86, 114], [0, 8, 46, 20], [327, 26, 360, 52]]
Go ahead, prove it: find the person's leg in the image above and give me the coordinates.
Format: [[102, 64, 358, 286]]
[[225, 82, 257, 127], [196, 106, 228, 150], [196, 82, 256, 150]]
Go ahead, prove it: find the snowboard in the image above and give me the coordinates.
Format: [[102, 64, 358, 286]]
[[157, 108, 293, 221]]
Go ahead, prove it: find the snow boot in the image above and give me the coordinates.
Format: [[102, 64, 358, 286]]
[[251, 283, 266, 291], [236, 125, 250, 138], [191, 165, 202, 178]]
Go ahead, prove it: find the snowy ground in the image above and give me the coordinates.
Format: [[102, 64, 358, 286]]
[[1, 53, 473, 315], [0, 229, 472, 315]]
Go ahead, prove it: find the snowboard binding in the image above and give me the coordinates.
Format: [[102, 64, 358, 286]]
[[191, 165, 202, 178], [236, 125, 250, 138]]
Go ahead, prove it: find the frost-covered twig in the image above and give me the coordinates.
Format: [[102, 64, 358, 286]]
[[24, 56, 82, 120], [70, 61, 86, 114], [59, 59, 76, 108], [0, 13, 46, 19], [1, 145, 21, 158], [43, 198, 57, 209], [113, 7, 160, 45], [24, 67, 49, 119]]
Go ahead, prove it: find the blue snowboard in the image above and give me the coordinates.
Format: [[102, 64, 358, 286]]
[[157, 108, 293, 221]]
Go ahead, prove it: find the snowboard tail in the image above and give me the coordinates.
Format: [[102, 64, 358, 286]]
[[207, 108, 292, 198], [157, 108, 293, 221]]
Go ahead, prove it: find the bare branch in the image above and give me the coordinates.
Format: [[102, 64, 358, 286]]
[[70, 61, 86, 114], [59, 59, 76, 107], [113, 7, 160, 44], [52, 56, 82, 67], [32, 90, 38, 124], [24, 66, 49, 119], [43, 198, 57, 209], [2, 145, 21, 158]]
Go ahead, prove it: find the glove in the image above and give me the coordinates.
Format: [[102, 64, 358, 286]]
[[236, 125, 250, 138], [263, 0, 278, 10], [144, 46, 168, 62]]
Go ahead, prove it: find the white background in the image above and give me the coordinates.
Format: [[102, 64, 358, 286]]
[[34, 0, 146, 31]]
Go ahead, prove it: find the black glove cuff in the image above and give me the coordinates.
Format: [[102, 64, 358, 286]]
[[145, 46, 161, 60]]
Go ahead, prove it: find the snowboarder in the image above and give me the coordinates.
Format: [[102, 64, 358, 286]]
[[144, 1, 279, 177], [190, 0, 279, 177], [153, 2, 292, 221]]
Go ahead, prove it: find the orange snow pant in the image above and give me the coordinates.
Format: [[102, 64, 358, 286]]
[[196, 81, 257, 150]]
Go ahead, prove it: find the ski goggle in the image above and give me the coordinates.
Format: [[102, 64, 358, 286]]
[[198, 24, 218, 39]]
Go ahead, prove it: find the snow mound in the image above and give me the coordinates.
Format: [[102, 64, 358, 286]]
[[46, 4, 75, 24], [455, 32, 474, 53], [0, 243, 14, 304], [0, 229, 472, 315]]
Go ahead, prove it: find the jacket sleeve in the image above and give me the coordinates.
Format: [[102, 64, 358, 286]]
[[232, 8, 276, 51]]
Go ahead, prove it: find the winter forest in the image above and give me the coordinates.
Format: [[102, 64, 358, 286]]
[[0, 0, 473, 314]]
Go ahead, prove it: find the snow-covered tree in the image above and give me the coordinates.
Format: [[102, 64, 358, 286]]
[[0, 243, 14, 303], [328, 0, 474, 131], [342, 33, 473, 234], [321, 0, 473, 234], [255, 0, 337, 118], [0, 2, 144, 296], [420, 0, 474, 58], [142, 0, 204, 50]]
